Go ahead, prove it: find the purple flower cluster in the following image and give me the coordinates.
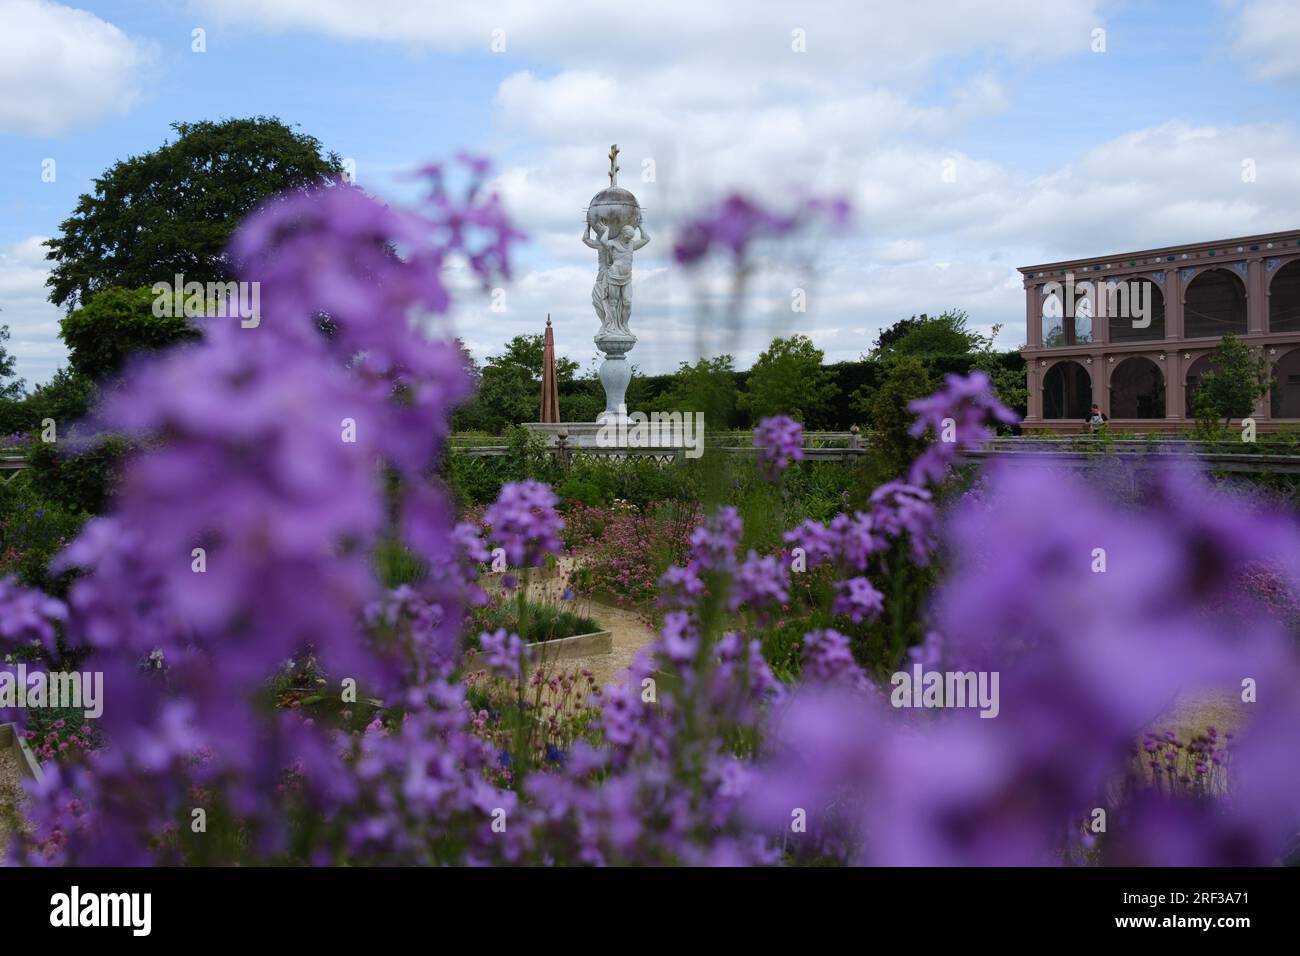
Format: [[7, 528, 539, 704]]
[[906, 370, 1019, 486], [801, 629, 870, 690], [0, 575, 67, 659], [687, 505, 743, 572], [482, 480, 565, 569], [831, 577, 884, 623], [15, 158, 526, 865], [673, 194, 849, 265], [752, 415, 803, 478], [729, 551, 790, 612], [478, 628, 525, 680], [749, 460, 1300, 865]]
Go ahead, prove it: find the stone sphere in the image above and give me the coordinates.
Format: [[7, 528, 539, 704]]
[[586, 186, 641, 234]]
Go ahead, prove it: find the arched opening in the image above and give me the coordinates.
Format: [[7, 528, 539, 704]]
[[1043, 360, 1091, 419], [1110, 357, 1165, 419], [1040, 286, 1092, 346], [1268, 260, 1300, 333], [1042, 291, 1065, 346], [1184, 354, 1217, 418], [1271, 348, 1300, 419], [1107, 278, 1165, 342], [1184, 269, 1246, 339], [1072, 286, 1094, 344]]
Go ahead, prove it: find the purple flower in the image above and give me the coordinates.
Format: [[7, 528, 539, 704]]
[[0, 575, 67, 659], [802, 629, 869, 689], [673, 194, 848, 266], [657, 563, 705, 609], [729, 551, 790, 612], [660, 611, 699, 667], [783, 519, 839, 569], [753, 415, 803, 479], [906, 371, 1018, 487], [688, 506, 743, 572], [831, 577, 884, 623], [482, 480, 564, 568], [868, 482, 936, 565]]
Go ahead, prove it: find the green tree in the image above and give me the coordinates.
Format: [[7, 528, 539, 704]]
[[22, 367, 96, 429], [486, 333, 579, 383], [45, 117, 343, 311], [649, 354, 737, 428], [0, 324, 24, 401], [742, 334, 838, 426], [1192, 333, 1272, 433], [462, 334, 580, 432], [969, 323, 1026, 425], [59, 286, 200, 380], [860, 355, 933, 478], [871, 310, 986, 360]]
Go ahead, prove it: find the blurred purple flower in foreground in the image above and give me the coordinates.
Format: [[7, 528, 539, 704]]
[[753, 415, 803, 479], [0, 575, 67, 660], [673, 194, 849, 265]]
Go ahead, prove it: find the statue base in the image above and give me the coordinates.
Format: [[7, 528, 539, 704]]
[[594, 331, 636, 424], [522, 421, 698, 456]]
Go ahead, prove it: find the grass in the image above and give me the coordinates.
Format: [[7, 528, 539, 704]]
[[469, 596, 602, 645]]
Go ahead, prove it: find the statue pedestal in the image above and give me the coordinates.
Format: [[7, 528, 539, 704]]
[[594, 331, 636, 424]]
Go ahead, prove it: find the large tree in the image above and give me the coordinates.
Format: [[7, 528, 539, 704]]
[[458, 334, 580, 433], [649, 354, 738, 427], [45, 117, 343, 311], [859, 355, 933, 478], [870, 310, 987, 360], [742, 334, 839, 426]]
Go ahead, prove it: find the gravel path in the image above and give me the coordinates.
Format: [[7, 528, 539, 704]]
[[522, 557, 659, 691], [0, 746, 26, 862]]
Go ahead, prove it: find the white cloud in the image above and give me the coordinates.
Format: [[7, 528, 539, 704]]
[[198, 0, 1103, 84], [0, 236, 66, 387], [1231, 0, 1300, 83], [0, 0, 153, 136], [194, 0, 1124, 371]]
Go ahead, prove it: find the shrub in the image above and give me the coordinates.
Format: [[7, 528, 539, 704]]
[[24, 433, 130, 515], [0, 478, 86, 593]]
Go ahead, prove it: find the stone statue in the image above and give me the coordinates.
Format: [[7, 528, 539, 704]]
[[584, 144, 647, 423], [582, 218, 649, 337]]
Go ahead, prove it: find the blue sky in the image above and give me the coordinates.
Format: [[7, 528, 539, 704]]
[[2, 0, 1298, 386]]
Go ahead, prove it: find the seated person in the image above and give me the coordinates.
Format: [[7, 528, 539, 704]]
[[1084, 404, 1108, 432]]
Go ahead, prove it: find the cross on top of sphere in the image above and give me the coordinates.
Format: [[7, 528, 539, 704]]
[[607, 144, 620, 187]]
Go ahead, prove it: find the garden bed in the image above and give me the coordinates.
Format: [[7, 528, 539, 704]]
[[464, 628, 613, 666], [0, 723, 43, 857], [467, 596, 612, 664]]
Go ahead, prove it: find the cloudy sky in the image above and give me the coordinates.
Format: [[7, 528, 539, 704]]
[[2, 0, 1298, 386]]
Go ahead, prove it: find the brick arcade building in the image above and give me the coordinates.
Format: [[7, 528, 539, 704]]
[[1018, 229, 1300, 432]]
